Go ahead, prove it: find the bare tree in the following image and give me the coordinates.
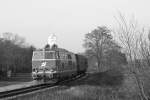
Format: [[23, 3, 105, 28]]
[[83, 26, 112, 71], [2, 32, 26, 47], [139, 31, 150, 67], [83, 26, 123, 72], [114, 13, 149, 100]]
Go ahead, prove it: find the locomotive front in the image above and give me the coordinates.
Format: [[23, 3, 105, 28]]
[[32, 50, 58, 80]]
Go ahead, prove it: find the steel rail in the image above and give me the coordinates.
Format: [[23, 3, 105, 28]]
[[0, 83, 54, 99], [0, 73, 86, 99]]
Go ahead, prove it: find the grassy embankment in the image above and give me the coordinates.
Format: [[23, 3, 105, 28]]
[[13, 66, 150, 100]]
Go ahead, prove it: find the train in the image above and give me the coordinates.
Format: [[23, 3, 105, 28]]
[[32, 43, 88, 82]]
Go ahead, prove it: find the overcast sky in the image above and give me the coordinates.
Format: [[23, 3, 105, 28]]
[[0, 0, 149, 53]]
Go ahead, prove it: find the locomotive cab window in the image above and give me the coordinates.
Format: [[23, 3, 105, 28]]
[[45, 51, 55, 59], [32, 51, 57, 60], [67, 54, 72, 59], [32, 51, 44, 60]]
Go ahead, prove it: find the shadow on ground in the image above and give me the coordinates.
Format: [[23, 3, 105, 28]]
[[64, 69, 124, 87]]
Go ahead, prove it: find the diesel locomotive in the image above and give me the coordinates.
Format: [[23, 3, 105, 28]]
[[32, 35, 88, 82]]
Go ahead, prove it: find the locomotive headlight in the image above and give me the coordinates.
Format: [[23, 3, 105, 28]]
[[44, 69, 56, 79], [50, 69, 53, 72], [32, 71, 37, 79], [49, 69, 56, 73], [32, 68, 38, 73]]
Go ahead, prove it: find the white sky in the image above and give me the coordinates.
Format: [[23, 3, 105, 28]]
[[0, 0, 149, 53]]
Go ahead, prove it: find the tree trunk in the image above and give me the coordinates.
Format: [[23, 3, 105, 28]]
[[97, 58, 101, 72], [133, 72, 148, 100]]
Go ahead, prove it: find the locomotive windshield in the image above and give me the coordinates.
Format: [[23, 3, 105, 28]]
[[45, 51, 55, 59], [32, 51, 44, 60], [32, 51, 56, 60]]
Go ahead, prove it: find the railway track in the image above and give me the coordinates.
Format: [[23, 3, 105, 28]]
[[0, 73, 87, 99]]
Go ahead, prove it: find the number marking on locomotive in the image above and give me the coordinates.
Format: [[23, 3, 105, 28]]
[[41, 62, 47, 67]]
